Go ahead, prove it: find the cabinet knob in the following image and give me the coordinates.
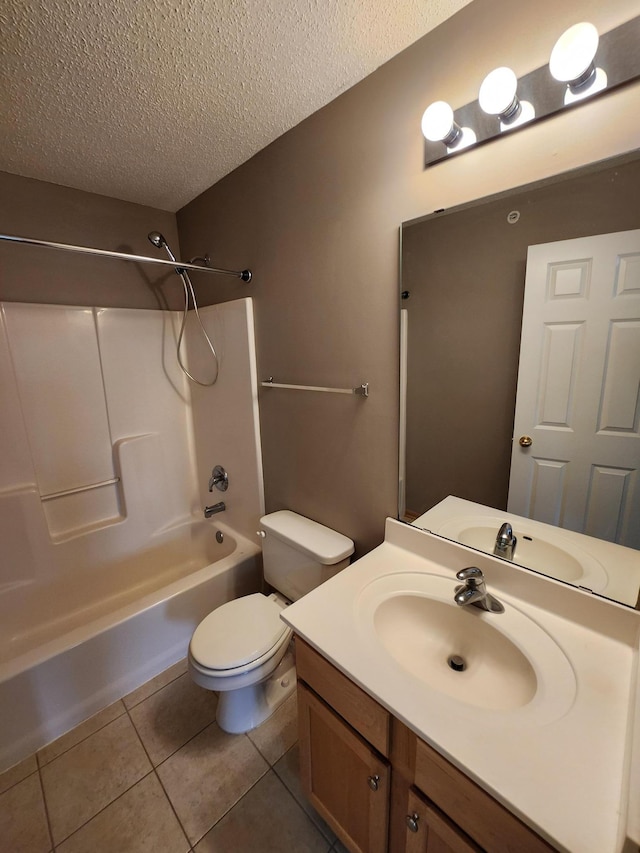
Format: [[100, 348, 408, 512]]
[[405, 812, 420, 833], [367, 774, 380, 791]]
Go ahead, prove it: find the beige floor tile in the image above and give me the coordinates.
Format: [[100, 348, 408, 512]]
[[247, 692, 298, 766], [56, 772, 189, 853], [274, 744, 336, 843], [0, 753, 38, 795], [194, 770, 331, 853], [123, 658, 188, 709], [157, 721, 269, 845], [0, 772, 51, 853], [129, 672, 218, 765], [37, 700, 126, 767], [41, 713, 152, 844]]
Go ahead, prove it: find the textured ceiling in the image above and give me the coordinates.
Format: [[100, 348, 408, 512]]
[[0, 0, 472, 211]]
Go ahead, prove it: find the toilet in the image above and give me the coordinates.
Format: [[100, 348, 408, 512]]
[[188, 510, 354, 733]]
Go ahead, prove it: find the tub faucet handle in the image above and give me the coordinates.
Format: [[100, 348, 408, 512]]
[[209, 465, 228, 492]]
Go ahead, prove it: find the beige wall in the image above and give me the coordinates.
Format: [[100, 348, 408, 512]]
[[0, 172, 183, 309], [177, 0, 640, 554]]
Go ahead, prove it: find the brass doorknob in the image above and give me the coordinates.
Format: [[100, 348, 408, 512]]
[[519, 435, 533, 447]]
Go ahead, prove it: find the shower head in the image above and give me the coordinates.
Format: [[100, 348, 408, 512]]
[[147, 231, 166, 249], [148, 230, 177, 263]]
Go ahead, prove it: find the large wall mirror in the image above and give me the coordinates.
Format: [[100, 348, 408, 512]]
[[400, 149, 640, 608]]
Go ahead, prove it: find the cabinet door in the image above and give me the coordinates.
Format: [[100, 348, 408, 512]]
[[298, 682, 390, 853], [404, 788, 482, 853]]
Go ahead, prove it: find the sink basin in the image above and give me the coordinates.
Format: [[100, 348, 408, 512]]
[[436, 516, 608, 592], [357, 572, 576, 720]]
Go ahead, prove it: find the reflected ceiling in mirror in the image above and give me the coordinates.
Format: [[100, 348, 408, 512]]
[[399, 150, 640, 608]]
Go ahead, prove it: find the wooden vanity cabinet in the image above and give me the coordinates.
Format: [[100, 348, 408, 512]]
[[398, 786, 482, 853], [298, 682, 390, 853], [296, 638, 556, 853]]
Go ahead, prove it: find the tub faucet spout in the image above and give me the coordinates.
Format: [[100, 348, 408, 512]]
[[204, 502, 225, 518]]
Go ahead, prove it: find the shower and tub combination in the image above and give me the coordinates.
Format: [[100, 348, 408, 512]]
[[0, 231, 264, 771]]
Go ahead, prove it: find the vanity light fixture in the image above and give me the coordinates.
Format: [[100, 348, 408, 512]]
[[421, 14, 640, 167]]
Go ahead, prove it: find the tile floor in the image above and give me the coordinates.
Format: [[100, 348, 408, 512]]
[[0, 660, 349, 853]]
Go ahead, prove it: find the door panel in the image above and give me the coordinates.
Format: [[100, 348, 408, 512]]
[[509, 230, 640, 548]]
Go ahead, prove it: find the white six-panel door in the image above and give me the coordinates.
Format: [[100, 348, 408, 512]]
[[508, 230, 640, 549]]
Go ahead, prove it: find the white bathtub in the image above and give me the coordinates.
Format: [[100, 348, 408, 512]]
[[0, 519, 262, 772]]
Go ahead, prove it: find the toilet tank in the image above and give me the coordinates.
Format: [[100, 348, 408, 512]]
[[259, 510, 354, 601]]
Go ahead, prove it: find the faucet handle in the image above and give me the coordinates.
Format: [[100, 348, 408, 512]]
[[456, 566, 484, 584], [209, 465, 229, 492]]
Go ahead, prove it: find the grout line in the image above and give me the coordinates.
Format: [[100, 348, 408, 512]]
[[140, 699, 220, 769], [36, 659, 188, 770], [273, 744, 337, 845], [123, 704, 156, 768], [46, 767, 157, 848], [151, 766, 193, 849], [272, 763, 336, 845], [0, 762, 39, 795], [37, 762, 55, 853], [124, 704, 193, 849], [123, 662, 189, 711], [187, 761, 272, 848], [36, 700, 127, 769]]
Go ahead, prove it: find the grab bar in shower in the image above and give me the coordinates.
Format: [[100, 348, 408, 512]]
[[40, 477, 121, 501], [261, 378, 369, 397]]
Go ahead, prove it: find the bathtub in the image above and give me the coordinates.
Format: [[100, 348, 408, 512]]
[[0, 519, 262, 772]]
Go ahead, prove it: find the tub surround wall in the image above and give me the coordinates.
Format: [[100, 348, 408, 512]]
[[177, 0, 640, 555], [0, 301, 197, 566], [0, 297, 264, 769], [186, 298, 265, 542]]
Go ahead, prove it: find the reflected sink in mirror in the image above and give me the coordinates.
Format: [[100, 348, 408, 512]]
[[357, 571, 576, 722], [436, 517, 608, 592]]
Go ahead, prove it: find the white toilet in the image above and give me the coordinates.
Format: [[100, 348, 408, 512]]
[[188, 510, 354, 733]]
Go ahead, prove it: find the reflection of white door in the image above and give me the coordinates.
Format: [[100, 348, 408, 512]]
[[508, 230, 640, 549]]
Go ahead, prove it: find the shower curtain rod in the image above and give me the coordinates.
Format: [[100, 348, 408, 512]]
[[0, 232, 252, 282]]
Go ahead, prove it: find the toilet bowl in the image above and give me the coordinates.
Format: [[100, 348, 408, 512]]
[[189, 592, 296, 733], [188, 510, 354, 733]]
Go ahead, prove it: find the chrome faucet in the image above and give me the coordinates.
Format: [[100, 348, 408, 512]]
[[494, 522, 517, 560], [454, 567, 504, 613], [204, 501, 225, 518]]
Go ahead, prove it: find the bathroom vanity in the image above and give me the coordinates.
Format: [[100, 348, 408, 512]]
[[296, 638, 555, 852], [281, 520, 640, 853]]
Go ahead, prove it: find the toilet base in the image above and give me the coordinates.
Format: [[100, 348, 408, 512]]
[[215, 649, 297, 734]]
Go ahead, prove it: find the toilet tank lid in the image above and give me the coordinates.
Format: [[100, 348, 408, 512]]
[[260, 510, 354, 565]]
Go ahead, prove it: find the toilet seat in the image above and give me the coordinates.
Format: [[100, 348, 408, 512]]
[[189, 593, 291, 676]]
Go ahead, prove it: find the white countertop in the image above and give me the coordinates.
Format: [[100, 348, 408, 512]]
[[282, 519, 640, 853]]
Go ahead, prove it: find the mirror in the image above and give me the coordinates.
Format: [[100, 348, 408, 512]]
[[400, 149, 640, 608]]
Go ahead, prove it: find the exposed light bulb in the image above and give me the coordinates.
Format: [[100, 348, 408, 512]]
[[421, 101, 461, 146], [478, 67, 520, 118], [549, 22, 599, 86]]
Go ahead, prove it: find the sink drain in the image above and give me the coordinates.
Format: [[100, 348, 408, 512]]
[[447, 654, 467, 672]]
